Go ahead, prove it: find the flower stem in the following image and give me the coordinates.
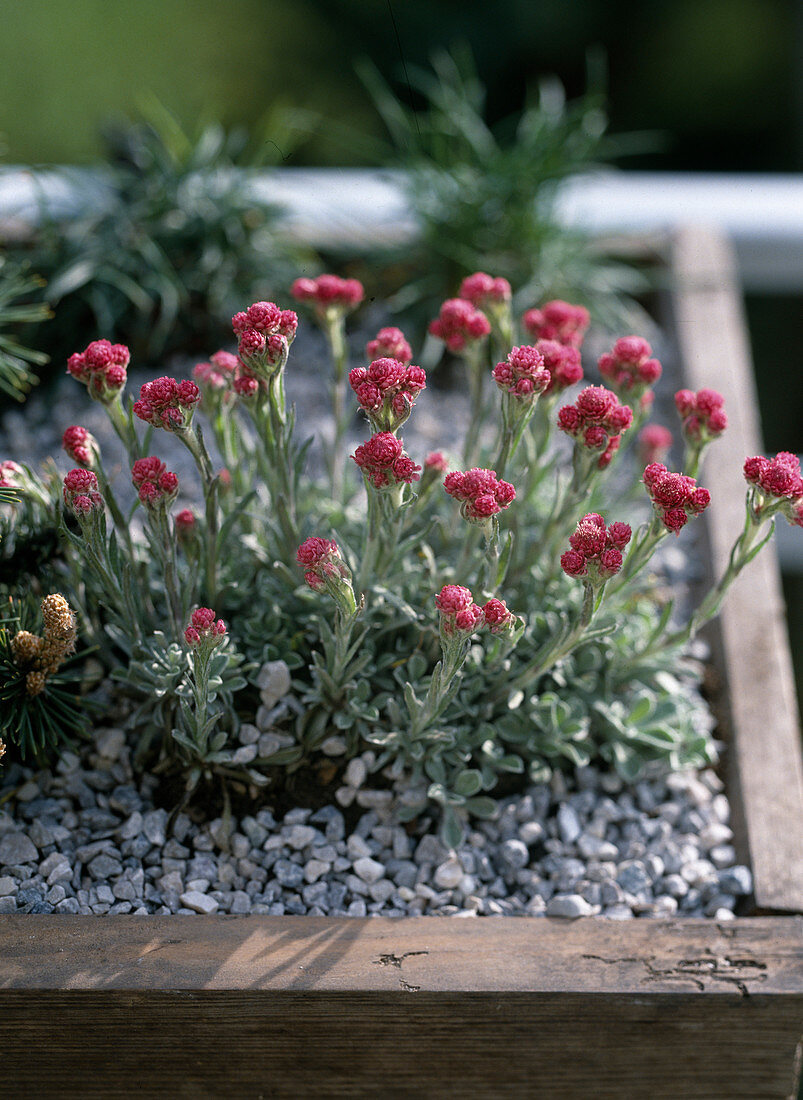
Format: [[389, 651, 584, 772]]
[[178, 425, 219, 606]]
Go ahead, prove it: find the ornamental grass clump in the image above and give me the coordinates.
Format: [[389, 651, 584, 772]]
[[1, 267, 799, 848]]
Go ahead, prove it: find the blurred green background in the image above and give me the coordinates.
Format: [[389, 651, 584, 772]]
[[0, 0, 798, 170], [1, 0, 802, 706]]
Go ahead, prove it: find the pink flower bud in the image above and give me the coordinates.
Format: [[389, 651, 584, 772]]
[[67, 339, 129, 403], [291, 274, 364, 313], [560, 549, 587, 577], [443, 468, 515, 523], [425, 452, 449, 473], [352, 433, 420, 490], [459, 271, 512, 305], [175, 509, 196, 533], [638, 424, 673, 466], [522, 300, 589, 348], [185, 607, 227, 647], [63, 468, 104, 519], [482, 598, 516, 634], [366, 326, 413, 365], [62, 425, 98, 468], [428, 298, 491, 354]]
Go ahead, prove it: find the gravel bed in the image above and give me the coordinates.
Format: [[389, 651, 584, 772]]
[[0, 661, 751, 920]]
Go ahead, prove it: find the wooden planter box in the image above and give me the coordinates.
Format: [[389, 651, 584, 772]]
[[1, 227, 802, 1099]]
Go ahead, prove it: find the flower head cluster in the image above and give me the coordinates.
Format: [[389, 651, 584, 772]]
[[428, 298, 491, 353], [675, 388, 728, 444], [598, 336, 662, 405], [184, 607, 226, 649], [743, 452, 803, 525], [560, 514, 632, 584], [131, 457, 179, 508], [133, 377, 201, 431], [231, 301, 297, 386], [0, 460, 24, 489], [349, 357, 427, 432], [557, 386, 634, 468], [175, 508, 196, 535], [638, 424, 673, 466], [481, 597, 518, 635], [296, 537, 358, 616], [643, 463, 711, 533], [459, 272, 512, 307], [492, 345, 551, 402], [291, 274, 364, 317], [10, 593, 78, 697], [366, 327, 412, 365], [443, 468, 516, 523], [62, 426, 99, 469], [67, 340, 130, 403], [425, 451, 449, 474], [63, 468, 103, 519], [193, 350, 239, 401], [352, 432, 421, 490], [435, 585, 484, 636], [522, 300, 589, 348], [536, 340, 584, 396]]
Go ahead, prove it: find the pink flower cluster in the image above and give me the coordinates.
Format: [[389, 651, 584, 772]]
[[184, 607, 226, 648], [425, 451, 449, 474], [428, 299, 491, 353], [231, 301, 298, 387], [459, 271, 512, 307], [133, 377, 201, 431], [67, 340, 130, 403], [522, 300, 589, 348], [175, 508, 196, 533], [560, 514, 632, 582], [366, 327, 412, 365], [63, 468, 103, 517], [296, 536, 350, 592], [435, 585, 516, 637], [193, 350, 239, 395], [352, 433, 421, 490], [0, 460, 23, 489], [744, 453, 803, 525], [131, 457, 179, 508], [291, 274, 364, 313], [443, 468, 516, 523], [349, 357, 427, 431], [598, 337, 662, 403], [62, 426, 98, 468], [638, 424, 673, 466], [492, 345, 550, 401], [643, 463, 711, 533], [536, 340, 583, 395], [675, 388, 728, 443], [557, 386, 634, 468]]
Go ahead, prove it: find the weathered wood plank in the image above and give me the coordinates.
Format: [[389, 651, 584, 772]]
[[0, 915, 800, 993], [0, 917, 800, 1098], [670, 225, 803, 913], [1, 990, 800, 1099]]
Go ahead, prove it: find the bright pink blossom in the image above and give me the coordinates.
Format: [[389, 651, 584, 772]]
[[492, 345, 550, 402], [643, 463, 711, 533], [598, 336, 662, 400], [366, 327, 413, 365], [62, 426, 98, 468], [743, 452, 803, 524], [536, 340, 583, 395], [425, 452, 449, 473], [459, 272, 512, 306], [352, 432, 421, 491], [290, 274, 364, 314], [435, 585, 483, 637], [522, 301, 589, 348], [482, 598, 516, 635], [67, 340, 129, 403], [63, 468, 103, 517], [175, 509, 196, 533], [675, 388, 728, 444], [561, 514, 631, 583], [0, 460, 23, 489], [428, 298, 491, 353], [638, 424, 673, 466], [558, 386, 634, 469], [133, 376, 200, 431], [443, 468, 515, 523], [184, 607, 226, 647], [350, 357, 427, 432], [296, 537, 352, 594], [132, 457, 178, 507]]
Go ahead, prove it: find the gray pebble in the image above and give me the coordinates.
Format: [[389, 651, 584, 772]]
[[0, 832, 38, 865], [546, 894, 595, 919]]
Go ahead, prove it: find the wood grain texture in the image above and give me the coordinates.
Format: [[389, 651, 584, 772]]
[[0, 917, 801, 1098], [670, 225, 803, 913]]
